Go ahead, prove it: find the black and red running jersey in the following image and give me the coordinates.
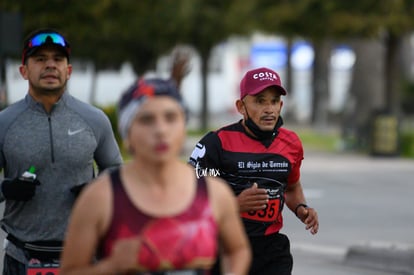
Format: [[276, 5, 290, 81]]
[[189, 119, 303, 236]]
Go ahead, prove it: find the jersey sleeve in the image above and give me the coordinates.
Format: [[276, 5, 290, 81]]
[[93, 111, 123, 173], [287, 136, 304, 184], [188, 131, 222, 171]]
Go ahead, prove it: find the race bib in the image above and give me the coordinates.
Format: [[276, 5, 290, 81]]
[[137, 270, 204, 275], [240, 185, 284, 223], [241, 198, 281, 222], [27, 261, 59, 275]]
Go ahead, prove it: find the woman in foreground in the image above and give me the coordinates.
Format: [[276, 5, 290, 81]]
[[59, 77, 251, 275]]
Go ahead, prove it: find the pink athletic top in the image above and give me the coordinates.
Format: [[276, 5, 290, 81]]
[[99, 168, 218, 273]]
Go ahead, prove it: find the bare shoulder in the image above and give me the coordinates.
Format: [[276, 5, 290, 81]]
[[80, 172, 113, 203], [72, 171, 113, 228], [204, 176, 238, 220], [204, 176, 233, 198]]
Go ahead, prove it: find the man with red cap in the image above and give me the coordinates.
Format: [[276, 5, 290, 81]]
[[189, 67, 319, 275]]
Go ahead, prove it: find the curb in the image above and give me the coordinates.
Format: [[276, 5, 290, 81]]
[[344, 242, 414, 274]]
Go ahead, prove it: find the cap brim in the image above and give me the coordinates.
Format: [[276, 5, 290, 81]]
[[24, 44, 70, 60], [248, 84, 287, 96]]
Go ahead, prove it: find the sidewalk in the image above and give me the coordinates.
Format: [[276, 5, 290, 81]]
[[345, 242, 414, 274]]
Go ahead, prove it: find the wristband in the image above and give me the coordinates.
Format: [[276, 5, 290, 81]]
[[294, 203, 308, 217]]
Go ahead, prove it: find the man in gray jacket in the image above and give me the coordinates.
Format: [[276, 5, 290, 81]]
[[0, 28, 123, 274]]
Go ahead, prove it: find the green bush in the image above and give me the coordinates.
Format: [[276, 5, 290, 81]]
[[295, 128, 339, 152], [99, 104, 121, 146], [400, 130, 414, 158]]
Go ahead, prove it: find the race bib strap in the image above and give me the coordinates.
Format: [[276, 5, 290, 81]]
[[136, 269, 207, 275], [6, 234, 62, 261]]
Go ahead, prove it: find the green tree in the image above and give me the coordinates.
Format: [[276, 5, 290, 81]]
[[1, 0, 254, 130], [2, 0, 413, 135], [173, 0, 256, 130], [253, 0, 414, 151]]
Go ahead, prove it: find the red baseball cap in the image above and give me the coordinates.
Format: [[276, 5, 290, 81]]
[[240, 67, 287, 99]]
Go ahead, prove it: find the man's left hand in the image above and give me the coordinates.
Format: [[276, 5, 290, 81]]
[[297, 206, 319, 235]]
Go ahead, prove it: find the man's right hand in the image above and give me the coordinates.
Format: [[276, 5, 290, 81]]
[[237, 182, 269, 212], [1, 177, 40, 201]]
